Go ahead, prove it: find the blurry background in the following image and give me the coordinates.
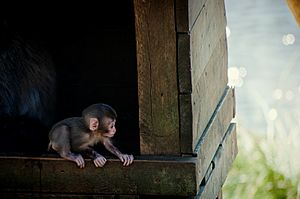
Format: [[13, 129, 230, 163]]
[[223, 0, 300, 198]]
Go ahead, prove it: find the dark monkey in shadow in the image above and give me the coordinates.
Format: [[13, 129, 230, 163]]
[[0, 21, 56, 154]]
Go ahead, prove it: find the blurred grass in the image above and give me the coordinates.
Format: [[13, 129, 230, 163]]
[[223, 122, 300, 199]]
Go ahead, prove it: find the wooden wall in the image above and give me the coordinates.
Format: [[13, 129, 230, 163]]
[[0, 0, 237, 198], [177, 0, 229, 154], [135, 0, 233, 152], [134, 0, 180, 155], [134, 0, 237, 198]]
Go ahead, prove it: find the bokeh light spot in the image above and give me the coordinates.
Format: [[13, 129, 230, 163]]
[[268, 108, 278, 121]]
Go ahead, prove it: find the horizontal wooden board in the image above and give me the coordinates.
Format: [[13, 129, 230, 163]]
[[194, 87, 235, 183], [175, 0, 207, 32], [134, 0, 180, 155], [196, 123, 238, 199], [180, 36, 228, 154], [0, 155, 197, 196], [1, 193, 115, 199]]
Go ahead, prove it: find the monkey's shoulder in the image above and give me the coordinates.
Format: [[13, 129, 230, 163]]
[[51, 117, 88, 132]]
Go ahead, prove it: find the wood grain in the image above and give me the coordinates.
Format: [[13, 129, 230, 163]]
[[177, 0, 226, 94], [191, 0, 227, 90], [194, 87, 235, 183], [134, 0, 180, 155], [196, 123, 238, 199], [175, 0, 207, 32], [180, 35, 228, 153], [191, 35, 228, 150], [0, 156, 197, 196]]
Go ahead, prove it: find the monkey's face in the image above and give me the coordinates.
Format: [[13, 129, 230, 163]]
[[100, 118, 116, 138]]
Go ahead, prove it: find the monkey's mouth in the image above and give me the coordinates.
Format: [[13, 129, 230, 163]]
[[103, 132, 115, 138]]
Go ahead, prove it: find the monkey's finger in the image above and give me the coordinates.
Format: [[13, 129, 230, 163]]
[[76, 159, 85, 168], [125, 156, 130, 166], [94, 159, 101, 167], [119, 156, 125, 163], [129, 155, 134, 165], [101, 157, 107, 166], [127, 155, 133, 166], [100, 158, 106, 167], [77, 156, 85, 168], [124, 155, 133, 166], [94, 158, 106, 167], [80, 163, 85, 169], [123, 155, 130, 166], [80, 161, 85, 168], [123, 160, 127, 166], [94, 159, 102, 167], [122, 156, 127, 166]]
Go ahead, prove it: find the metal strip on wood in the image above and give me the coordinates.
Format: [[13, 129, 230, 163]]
[[195, 123, 238, 199], [194, 87, 235, 184], [180, 35, 229, 154]]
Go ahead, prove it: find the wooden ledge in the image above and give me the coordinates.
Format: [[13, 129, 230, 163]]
[[0, 155, 197, 196], [0, 122, 237, 198]]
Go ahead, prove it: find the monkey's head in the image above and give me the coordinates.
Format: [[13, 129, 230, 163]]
[[82, 103, 117, 137]]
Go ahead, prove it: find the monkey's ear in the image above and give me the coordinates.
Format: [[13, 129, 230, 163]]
[[89, 118, 99, 131]]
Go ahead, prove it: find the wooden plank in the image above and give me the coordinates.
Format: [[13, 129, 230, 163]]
[[175, 0, 189, 32], [119, 195, 139, 199], [192, 35, 228, 150], [177, 0, 226, 94], [180, 35, 229, 153], [134, 0, 180, 155], [0, 157, 40, 193], [190, 0, 227, 92], [179, 94, 193, 153], [175, 0, 207, 32], [0, 156, 197, 196], [194, 87, 235, 184], [177, 33, 192, 93], [0, 193, 115, 198], [196, 123, 238, 199]]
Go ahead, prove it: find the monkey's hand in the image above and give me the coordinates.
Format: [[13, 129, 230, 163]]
[[118, 154, 134, 166], [73, 154, 85, 168], [93, 155, 107, 167], [61, 153, 85, 169]]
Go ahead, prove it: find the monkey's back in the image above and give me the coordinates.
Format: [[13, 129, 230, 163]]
[[48, 117, 91, 152]]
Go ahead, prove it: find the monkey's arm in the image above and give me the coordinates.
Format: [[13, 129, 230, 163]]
[[102, 138, 134, 166], [84, 147, 107, 167]]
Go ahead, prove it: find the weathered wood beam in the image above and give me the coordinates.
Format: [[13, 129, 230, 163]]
[[177, 0, 227, 94], [0, 155, 197, 196], [177, 0, 228, 154], [194, 87, 235, 186], [195, 123, 238, 199], [179, 36, 229, 154], [134, 0, 180, 155], [175, 0, 207, 33]]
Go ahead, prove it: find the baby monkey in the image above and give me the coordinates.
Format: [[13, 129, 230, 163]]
[[48, 103, 134, 168]]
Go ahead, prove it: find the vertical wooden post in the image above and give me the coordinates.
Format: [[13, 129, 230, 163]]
[[176, 0, 228, 154], [134, 0, 180, 155]]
